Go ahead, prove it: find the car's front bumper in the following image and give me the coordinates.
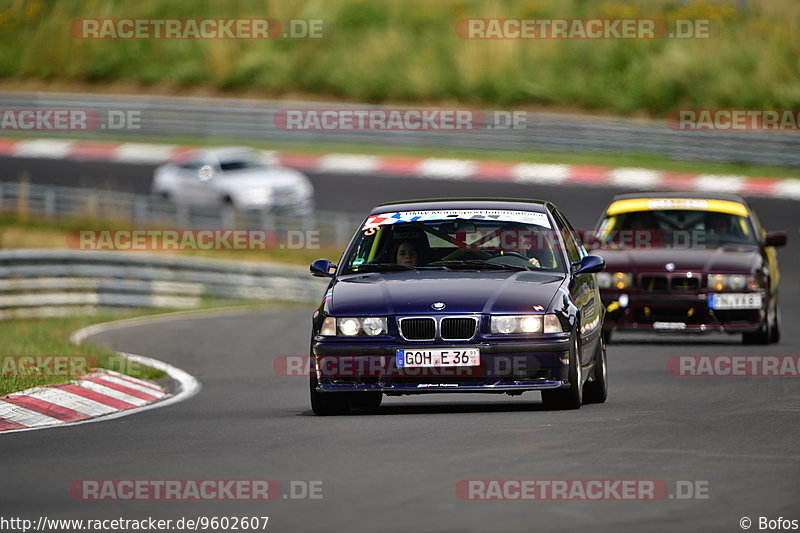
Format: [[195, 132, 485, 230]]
[[601, 291, 765, 334], [312, 337, 571, 394]]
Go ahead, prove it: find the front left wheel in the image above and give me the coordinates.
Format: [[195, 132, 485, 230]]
[[541, 334, 583, 410], [743, 296, 777, 345], [583, 334, 608, 404]]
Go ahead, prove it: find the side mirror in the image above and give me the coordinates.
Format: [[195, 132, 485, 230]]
[[764, 231, 787, 247], [573, 255, 605, 275], [310, 258, 337, 278]]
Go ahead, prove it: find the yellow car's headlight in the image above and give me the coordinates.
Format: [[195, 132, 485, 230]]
[[707, 274, 750, 291], [597, 272, 633, 290]]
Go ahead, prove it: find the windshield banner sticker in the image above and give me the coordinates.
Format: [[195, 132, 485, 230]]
[[362, 210, 552, 231]]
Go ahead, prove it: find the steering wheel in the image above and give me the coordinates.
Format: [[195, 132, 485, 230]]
[[440, 248, 492, 261], [487, 251, 530, 261]]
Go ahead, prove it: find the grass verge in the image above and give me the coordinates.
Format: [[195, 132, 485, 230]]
[[0, 0, 797, 116], [0, 213, 344, 265]]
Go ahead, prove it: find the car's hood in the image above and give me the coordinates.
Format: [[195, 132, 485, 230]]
[[594, 245, 760, 273], [214, 168, 309, 190], [328, 270, 565, 316]]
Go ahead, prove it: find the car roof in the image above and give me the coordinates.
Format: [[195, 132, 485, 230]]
[[370, 198, 551, 215], [609, 191, 747, 203]]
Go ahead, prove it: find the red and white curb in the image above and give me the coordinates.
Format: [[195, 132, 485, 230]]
[[0, 369, 167, 431], [2, 137, 799, 200], [0, 318, 201, 434]]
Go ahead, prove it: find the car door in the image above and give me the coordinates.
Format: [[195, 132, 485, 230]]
[[552, 208, 601, 365]]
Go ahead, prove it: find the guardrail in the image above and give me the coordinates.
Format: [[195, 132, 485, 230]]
[[0, 249, 329, 319], [2, 91, 798, 167], [0, 180, 364, 242]]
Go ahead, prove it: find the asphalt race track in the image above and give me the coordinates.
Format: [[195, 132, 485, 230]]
[[2, 154, 799, 532]]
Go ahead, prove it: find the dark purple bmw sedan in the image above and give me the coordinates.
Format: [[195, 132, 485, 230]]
[[308, 198, 607, 415]]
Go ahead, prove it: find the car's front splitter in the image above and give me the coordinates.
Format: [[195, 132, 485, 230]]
[[601, 293, 765, 334], [317, 380, 568, 394]]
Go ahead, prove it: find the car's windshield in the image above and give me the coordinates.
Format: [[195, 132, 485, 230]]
[[341, 209, 567, 274], [596, 209, 757, 249]]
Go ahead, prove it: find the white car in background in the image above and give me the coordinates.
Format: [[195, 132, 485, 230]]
[[152, 147, 314, 212]]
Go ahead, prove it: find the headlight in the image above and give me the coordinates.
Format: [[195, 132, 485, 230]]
[[338, 317, 361, 336], [361, 317, 387, 336], [596, 272, 612, 289], [707, 274, 750, 291], [491, 314, 562, 334], [596, 272, 632, 290], [319, 317, 388, 336]]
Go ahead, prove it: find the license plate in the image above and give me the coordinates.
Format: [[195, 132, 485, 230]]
[[396, 348, 480, 368], [708, 293, 763, 310], [653, 321, 686, 330]]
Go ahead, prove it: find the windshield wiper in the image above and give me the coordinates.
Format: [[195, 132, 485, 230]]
[[428, 260, 529, 271], [348, 263, 418, 272]]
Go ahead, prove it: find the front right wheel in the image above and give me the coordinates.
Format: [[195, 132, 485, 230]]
[[310, 375, 351, 415]]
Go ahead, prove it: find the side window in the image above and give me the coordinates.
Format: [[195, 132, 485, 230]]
[[551, 209, 582, 264], [747, 208, 767, 241]]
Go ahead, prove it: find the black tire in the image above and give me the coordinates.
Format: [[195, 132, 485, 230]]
[[310, 375, 351, 415], [583, 334, 608, 404], [742, 296, 774, 345], [350, 392, 382, 409], [541, 334, 583, 410]]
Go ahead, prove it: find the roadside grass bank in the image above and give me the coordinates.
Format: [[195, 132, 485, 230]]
[[0, 213, 344, 265]]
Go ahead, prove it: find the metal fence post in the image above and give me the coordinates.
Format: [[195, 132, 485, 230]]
[[17, 173, 29, 222], [44, 187, 56, 220], [134, 196, 148, 225], [222, 206, 236, 228], [176, 203, 190, 226]]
